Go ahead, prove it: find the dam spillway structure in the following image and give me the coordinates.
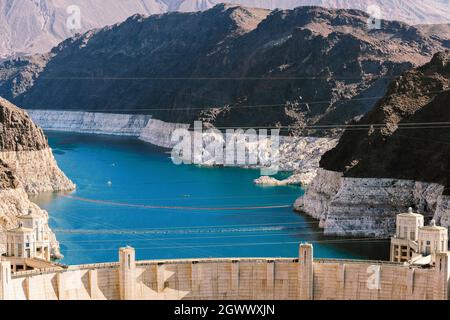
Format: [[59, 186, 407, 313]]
[[1, 244, 449, 300], [1, 209, 450, 300]]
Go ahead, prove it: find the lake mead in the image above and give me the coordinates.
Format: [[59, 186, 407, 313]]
[[31, 132, 389, 265]]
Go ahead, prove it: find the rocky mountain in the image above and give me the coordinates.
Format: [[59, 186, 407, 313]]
[[1, 0, 449, 59], [0, 96, 75, 257], [296, 51, 450, 237], [222, 1, 450, 25], [0, 0, 167, 60], [320, 51, 450, 191], [1, 5, 449, 132]]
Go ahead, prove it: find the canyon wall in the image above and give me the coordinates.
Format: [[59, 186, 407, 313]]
[[26, 110, 152, 137], [0, 98, 74, 258], [27, 109, 189, 149], [294, 169, 343, 221], [296, 169, 448, 237], [1, 245, 447, 300], [0, 101, 75, 195], [0, 149, 75, 195], [139, 118, 190, 148], [295, 52, 450, 237], [434, 196, 450, 229]]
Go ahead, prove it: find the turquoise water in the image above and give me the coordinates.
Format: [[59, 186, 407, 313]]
[[31, 132, 389, 265]]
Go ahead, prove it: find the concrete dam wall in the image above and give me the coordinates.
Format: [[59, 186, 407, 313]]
[[1, 245, 448, 300]]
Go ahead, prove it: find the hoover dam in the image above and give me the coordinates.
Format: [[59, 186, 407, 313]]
[[1, 244, 448, 300]]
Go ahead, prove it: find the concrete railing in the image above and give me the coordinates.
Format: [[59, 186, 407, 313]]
[[314, 258, 405, 266], [12, 262, 120, 279], [135, 257, 298, 266]]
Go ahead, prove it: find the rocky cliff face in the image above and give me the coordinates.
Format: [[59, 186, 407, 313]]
[[297, 51, 450, 237], [1, 5, 448, 133], [0, 97, 74, 257], [320, 51, 450, 189], [0, 96, 48, 151], [0, 54, 50, 100], [0, 159, 18, 190], [0, 149, 75, 195], [295, 169, 445, 237], [0, 97, 75, 194], [26, 109, 187, 147], [139, 119, 191, 148], [26, 110, 152, 137]]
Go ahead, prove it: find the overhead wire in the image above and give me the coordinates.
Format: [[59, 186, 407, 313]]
[[60, 238, 390, 253], [22, 88, 449, 113]]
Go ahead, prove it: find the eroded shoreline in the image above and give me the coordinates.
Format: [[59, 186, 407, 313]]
[[27, 109, 338, 186]]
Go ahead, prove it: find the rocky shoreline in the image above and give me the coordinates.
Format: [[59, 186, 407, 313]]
[[27, 109, 450, 240], [26, 109, 189, 148], [0, 149, 75, 195], [27, 109, 338, 186], [266, 136, 338, 186], [295, 169, 450, 238], [22, 109, 450, 240], [294, 51, 450, 237]]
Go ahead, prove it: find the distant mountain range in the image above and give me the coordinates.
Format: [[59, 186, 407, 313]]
[[0, 5, 449, 132], [1, 0, 450, 59]]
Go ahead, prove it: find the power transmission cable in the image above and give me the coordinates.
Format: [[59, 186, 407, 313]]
[[23, 88, 448, 112], [60, 238, 390, 253]]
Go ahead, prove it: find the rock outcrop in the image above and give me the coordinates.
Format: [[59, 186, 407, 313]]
[[277, 136, 338, 184], [0, 97, 75, 258], [435, 196, 450, 228], [255, 136, 338, 186], [139, 119, 191, 148], [294, 169, 343, 220], [295, 169, 444, 237], [0, 159, 18, 190], [0, 149, 75, 195], [0, 98, 75, 194], [254, 174, 304, 186], [297, 51, 450, 236]]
